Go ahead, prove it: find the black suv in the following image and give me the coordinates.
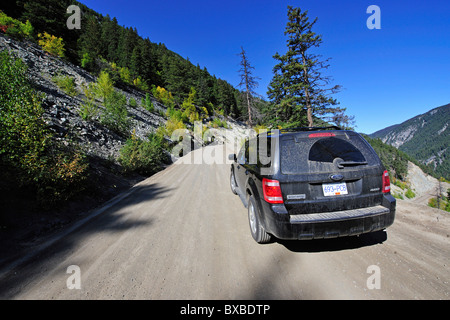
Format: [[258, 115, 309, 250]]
[[229, 127, 395, 243]]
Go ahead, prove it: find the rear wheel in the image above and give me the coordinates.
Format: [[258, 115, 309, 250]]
[[248, 195, 271, 243]]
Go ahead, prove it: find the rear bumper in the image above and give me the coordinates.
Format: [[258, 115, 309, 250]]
[[263, 195, 396, 240]]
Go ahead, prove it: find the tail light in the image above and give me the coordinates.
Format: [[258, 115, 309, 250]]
[[262, 178, 283, 204], [382, 170, 391, 193], [308, 132, 335, 138]]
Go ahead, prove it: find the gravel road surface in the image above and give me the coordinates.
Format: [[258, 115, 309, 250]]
[[0, 144, 448, 300]]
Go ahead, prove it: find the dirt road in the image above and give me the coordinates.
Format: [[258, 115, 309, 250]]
[[0, 144, 449, 300]]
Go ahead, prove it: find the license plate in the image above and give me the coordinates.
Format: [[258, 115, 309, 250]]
[[322, 182, 348, 196]]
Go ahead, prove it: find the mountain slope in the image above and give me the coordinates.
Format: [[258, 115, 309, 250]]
[[370, 104, 450, 179]]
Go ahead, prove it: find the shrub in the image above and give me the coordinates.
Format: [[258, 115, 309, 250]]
[[428, 197, 437, 208], [38, 32, 65, 57], [152, 85, 174, 107], [118, 131, 167, 175], [0, 50, 88, 206], [393, 192, 404, 200], [133, 76, 149, 91], [100, 90, 130, 136], [81, 52, 94, 70], [119, 66, 131, 84], [0, 50, 50, 177], [212, 117, 228, 128], [405, 188, 415, 199], [143, 93, 154, 112], [95, 70, 114, 101], [166, 106, 183, 122], [79, 83, 98, 121], [181, 87, 200, 123], [36, 147, 89, 205], [79, 99, 97, 121], [392, 178, 408, 190], [0, 11, 33, 40], [129, 97, 137, 108], [165, 116, 186, 136], [53, 74, 77, 96]]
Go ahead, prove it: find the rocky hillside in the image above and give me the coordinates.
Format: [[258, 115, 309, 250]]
[[0, 32, 179, 239], [0, 33, 166, 161], [391, 161, 450, 206], [370, 104, 449, 179], [0, 32, 250, 250]]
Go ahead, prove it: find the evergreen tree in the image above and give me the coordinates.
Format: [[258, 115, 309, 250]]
[[117, 26, 139, 70], [130, 43, 142, 80], [216, 79, 238, 117], [100, 15, 120, 62], [19, 0, 68, 37], [77, 14, 101, 70], [267, 6, 345, 128], [140, 38, 157, 86]]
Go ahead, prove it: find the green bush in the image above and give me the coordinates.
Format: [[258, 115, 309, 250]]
[[405, 188, 415, 199], [152, 85, 174, 108], [133, 76, 149, 91], [38, 32, 65, 57], [129, 97, 137, 108], [53, 74, 77, 96], [166, 106, 183, 122], [0, 11, 33, 40], [428, 197, 450, 212], [100, 90, 130, 136], [118, 132, 167, 175], [212, 117, 228, 128], [81, 52, 94, 70], [0, 50, 49, 176], [0, 50, 88, 206], [392, 178, 408, 190], [95, 70, 114, 101], [143, 93, 154, 112], [165, 116, 186, 136], [392, 192, 404, 200], [79, 83, 99, 121]]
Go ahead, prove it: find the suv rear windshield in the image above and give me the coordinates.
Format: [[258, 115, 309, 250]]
[[280, 131, 379, 174]]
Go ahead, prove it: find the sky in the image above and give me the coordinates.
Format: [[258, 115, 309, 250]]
[[79, 0, 450, 134]]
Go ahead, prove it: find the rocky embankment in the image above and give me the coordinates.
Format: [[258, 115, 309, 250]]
[[0, 34, 173, 250], [0, 34, 166, 161], [0, 34, 248, 253]]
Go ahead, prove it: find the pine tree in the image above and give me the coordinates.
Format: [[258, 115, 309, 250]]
[[100, 15, 120, 62], [237, 46, 260, 127], [78, 14, 101, 70], [267, 6, 344, 128], [20, 0, 68, 37]]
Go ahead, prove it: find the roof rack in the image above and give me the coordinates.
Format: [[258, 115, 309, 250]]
[[278, 126, 342, 133], [259, 126, 342, 137]]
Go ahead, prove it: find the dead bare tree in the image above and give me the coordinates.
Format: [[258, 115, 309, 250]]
[[237, 46, 260, 127]]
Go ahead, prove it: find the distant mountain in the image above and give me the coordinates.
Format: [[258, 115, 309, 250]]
[[370, 104, 450, 179]]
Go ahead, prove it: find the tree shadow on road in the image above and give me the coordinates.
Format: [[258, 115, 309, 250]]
[[0, 182, 173, 298], [275, 230, 388, 253]]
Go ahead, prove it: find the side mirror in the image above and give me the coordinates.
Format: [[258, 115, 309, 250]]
[[228, 153, 237, 161]]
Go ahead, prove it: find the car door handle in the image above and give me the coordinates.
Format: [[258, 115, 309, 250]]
[[245, 170, 249, 175]]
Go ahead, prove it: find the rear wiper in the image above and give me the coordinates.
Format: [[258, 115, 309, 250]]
[[337, 161, 368, 169]]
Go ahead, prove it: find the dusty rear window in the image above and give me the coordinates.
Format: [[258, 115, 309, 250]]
[[280, 132, 378, 174]]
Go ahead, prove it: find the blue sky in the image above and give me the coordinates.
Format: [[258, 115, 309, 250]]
[[79, 0, 450, 134]]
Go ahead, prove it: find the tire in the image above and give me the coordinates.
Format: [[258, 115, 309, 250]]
[[248, 195, 271, 244], [230, 170, 238, 195]]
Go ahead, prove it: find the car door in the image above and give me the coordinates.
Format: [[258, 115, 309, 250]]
[[235, 141, 249, 194]]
